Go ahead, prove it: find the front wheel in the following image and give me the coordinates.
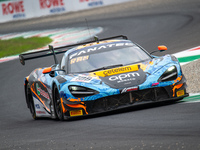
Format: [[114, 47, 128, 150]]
[[53, 86, 64, 121]]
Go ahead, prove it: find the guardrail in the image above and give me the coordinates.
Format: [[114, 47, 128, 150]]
[[0, 0, 133, 23]]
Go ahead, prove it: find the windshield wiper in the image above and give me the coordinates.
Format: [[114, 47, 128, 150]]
[[89, 64, 123, 72], [124, 59, 151, 66]]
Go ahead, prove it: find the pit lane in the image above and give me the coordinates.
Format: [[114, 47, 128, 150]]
[[1, 0, 200, 149]]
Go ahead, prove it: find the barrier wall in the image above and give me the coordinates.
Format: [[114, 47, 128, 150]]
[[0, 0, 133, 23]]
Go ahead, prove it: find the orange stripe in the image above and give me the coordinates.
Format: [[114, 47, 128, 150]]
[[173, 75, 182, 85], [172, 83, 183, 97], [38, 78, 47, 88], [60, 98, 67, 113], [66, 104, 88, 115]]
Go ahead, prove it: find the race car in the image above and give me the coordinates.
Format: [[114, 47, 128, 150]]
[[19, 35, 188, 120]]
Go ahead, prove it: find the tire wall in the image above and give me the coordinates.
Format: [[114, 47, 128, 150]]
[[0, 0, 133, 23]]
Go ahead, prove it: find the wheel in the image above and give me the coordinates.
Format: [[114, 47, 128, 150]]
[[53, 86, 64, 121], [26, 83, 37, 120]]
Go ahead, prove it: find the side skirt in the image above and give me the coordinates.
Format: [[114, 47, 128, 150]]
[[33, 97, 51, 118]]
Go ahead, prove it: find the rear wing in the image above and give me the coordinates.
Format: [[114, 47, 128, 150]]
[[19, 35, 128, 65]]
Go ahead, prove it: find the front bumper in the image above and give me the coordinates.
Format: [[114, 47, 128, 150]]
[[61, 82, 188, 119]]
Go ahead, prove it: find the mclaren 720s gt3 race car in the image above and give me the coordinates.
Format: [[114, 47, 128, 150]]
[[19, 35, 188, 120]]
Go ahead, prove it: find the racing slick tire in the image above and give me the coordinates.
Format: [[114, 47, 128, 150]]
[[53, 85, 64, 121], [26, 83, 38, 120]]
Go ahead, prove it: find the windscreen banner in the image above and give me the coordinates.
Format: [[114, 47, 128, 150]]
[[0, 0, 133, 23]]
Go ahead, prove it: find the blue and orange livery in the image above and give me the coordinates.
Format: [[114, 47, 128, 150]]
[[19, 35, 188, 120]]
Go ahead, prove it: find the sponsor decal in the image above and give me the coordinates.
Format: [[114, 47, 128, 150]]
[[121, 86, 138, 93], [35, 104, 40, 109], [177, 90, 184, 97], [70, 109, 83, 117], [39, 0, 65, 13], [70, 55, 89, 64], [109, 72, 140, 83], [1, 1, 25, 19], [36, 83, 50, 99], [70, 42, 133, 59], [71, 75, 92, 83], [94, 64, 139, 77], [172, 83, 183, 97], [79, 0, 103, 7], [36, 111, 46, 114], [76, 40, 119, 50]]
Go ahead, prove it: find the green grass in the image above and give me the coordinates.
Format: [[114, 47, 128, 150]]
[[0, 37, 53, 58]]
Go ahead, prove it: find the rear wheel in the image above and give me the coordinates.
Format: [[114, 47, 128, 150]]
[[26, 84, 37, 120], [53, 86, 64, 121]]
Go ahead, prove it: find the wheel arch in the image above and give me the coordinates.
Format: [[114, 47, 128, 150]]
[[24, 78, 30, 108], [52, 82, 57, 100], [51, 82, 59, 119], [51, 79, 61, 99], [51, 81, 65, 120]]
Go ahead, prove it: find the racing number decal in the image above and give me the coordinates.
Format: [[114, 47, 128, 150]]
[[70, 55, 89, 64]]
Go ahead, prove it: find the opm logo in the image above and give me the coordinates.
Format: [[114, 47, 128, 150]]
[[109, 72, 140, 83]]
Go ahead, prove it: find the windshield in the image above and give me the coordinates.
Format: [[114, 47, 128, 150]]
[[67, 45, 151, 74]]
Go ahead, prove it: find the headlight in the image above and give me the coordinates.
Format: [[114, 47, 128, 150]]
[[159, 66, 177, 82], [68, 85, 99, 98]]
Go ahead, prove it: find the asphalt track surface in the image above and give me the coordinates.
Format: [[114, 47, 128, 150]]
[[1, 0, 200, 149]]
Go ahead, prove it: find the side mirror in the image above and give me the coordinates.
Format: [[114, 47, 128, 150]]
[[42, 67, 52, 74], [42, 67, 65, 74], [158, 45, 167, 51], [150, 45, 168, 55]]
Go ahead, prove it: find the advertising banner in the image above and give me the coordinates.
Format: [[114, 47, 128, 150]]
[[0, 0, 28, 22], [33, 0, 68, 18], [71, 0, 105, 11], [70, 0, 133, 11], [0, 0, 133, 23]]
